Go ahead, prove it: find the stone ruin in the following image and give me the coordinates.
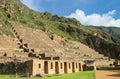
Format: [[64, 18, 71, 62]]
[[0, 22, 115, 76]]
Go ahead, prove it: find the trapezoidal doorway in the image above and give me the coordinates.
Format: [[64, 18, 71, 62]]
[[72, 62, 75, 73], [64, 62, 67, 73], [44, 61, 48, 74], [55, 62, 59, 74], [79, 63, 81, 71]]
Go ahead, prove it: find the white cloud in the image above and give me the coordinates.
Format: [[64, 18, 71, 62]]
[[67, 9, 120, 27], [107, 10, 116, 15]]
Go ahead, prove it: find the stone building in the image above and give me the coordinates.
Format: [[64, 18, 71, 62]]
[[26, 58, 83, 76]]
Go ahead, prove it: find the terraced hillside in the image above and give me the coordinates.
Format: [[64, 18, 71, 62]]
[[0, 19, 114, 67], [0, 0, 120, 62]]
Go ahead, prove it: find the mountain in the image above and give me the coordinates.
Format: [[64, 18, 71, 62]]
[[90, 26, 120, 42], [0, 0, 120, 60]]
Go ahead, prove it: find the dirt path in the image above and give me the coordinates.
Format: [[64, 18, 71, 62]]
[[96, 70, 120, 79]]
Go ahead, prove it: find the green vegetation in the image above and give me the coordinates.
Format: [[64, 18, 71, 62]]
[[111, 70, 120, 73], [0, 71, 96, 79], [92, 26, 120, 42]]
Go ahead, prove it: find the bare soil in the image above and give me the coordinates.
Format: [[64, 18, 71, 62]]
[[96, 70, 120, 79]]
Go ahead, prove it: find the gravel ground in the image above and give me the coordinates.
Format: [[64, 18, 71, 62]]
[[96, 70, 120, 79]]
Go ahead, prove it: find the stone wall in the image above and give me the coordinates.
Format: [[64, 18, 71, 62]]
[[26, 59, 44, 76], [0, 62, 26, 75]]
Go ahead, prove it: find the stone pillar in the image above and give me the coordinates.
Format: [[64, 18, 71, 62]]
[[80, 62, 83, 71], [94, 62, 97, 70]]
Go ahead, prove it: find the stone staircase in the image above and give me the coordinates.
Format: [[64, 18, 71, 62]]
[[11, 23, 82, 61], [11, 23, 65, 59], [0, 33, 28, 58]]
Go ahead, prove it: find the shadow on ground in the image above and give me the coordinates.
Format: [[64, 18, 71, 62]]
[[107, 74, 120, 77]]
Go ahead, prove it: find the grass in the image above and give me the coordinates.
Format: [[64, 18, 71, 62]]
[[111, 70, 120, 73], [0, 71, 96, 79]]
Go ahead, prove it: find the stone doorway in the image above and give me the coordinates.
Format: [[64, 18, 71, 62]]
[[44, 61, 48, 74], [79, 63, 81, 71], [55, 62, 59, 74], [72, 62, 75, 73], [64, 62, 67, 73]]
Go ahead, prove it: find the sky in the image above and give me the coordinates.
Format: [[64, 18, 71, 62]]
[[20, 0, 120, 27]]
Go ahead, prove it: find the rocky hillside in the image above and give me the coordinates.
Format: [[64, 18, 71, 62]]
[[0, 0, 120, 60], [89, 26, 120, 42]]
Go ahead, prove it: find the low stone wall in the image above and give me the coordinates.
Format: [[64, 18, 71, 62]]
[[0, 62, 27, 75], [82, 65, 94, 71], [97, 66, 120, 70]]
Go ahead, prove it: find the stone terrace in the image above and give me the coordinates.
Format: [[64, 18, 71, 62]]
[[0, 34, 28, 57], [11, 23, 79, 61], [67, 41, 114, 66]]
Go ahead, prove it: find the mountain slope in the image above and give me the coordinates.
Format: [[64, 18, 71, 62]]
[[91, 26, 120, 42], [0, 0, 120, 60]]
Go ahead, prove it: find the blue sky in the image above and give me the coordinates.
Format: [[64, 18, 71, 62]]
[[20, 0, 120, 27]]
